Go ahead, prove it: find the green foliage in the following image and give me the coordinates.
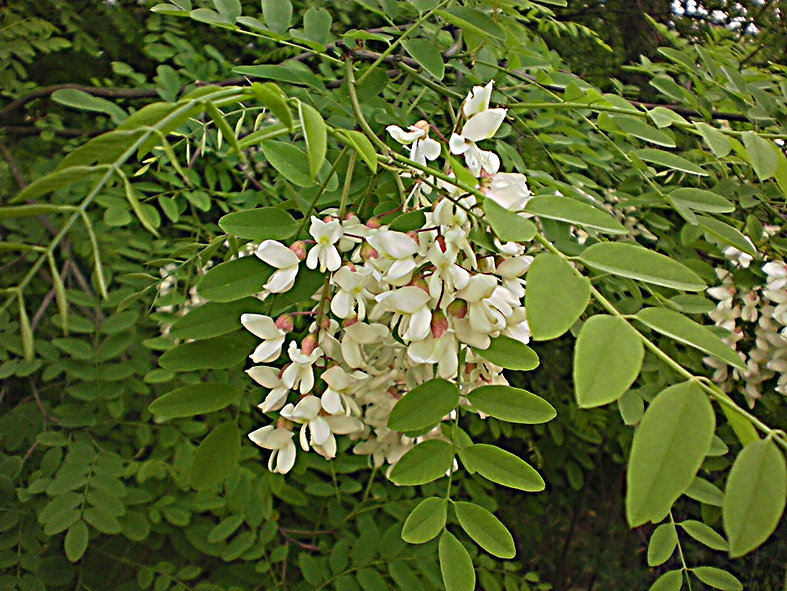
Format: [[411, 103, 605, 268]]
[[2, 1, 787, 590]]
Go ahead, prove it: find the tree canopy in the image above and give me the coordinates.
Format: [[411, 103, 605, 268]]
[[1, 1, 786, 590]]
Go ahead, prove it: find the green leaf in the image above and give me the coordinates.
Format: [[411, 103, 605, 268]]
[[437, 6, 505, 40], [694, 122, 731, 158], [389, 440, 454, 486], [148, 383, 238, 419], [401, 497, 447, 543], [634, 307, 746, 370], [692, 567, 742, 591], [234, 63, 324, 89], [12, 165, 106, 204], [467, 385, 556, 424], [741, 131, 779, 181], [122, 178, 159, 236], [697, 216, 756, 256], [250, 82, 293, 130], [680, 520, 727, 551], [525, 253, 590, 340], [83, 505, 121, 534], [574, 315, 643, 408], [626, 382, 715, 527], [635, 149, 707, 176], [723, 438, 787, 558], [158, 334, 253, 371], [579, 242, 706, 291], [460, 444, 544, 491], [197, 256, 273, 302], [669, 188, 735, 213], [303, 7, 332, 43], [213, 0, 241, 19], [402, 39, 444, 80], [387, 379, 459, 432], [473, 335, 539, 370], [169, 299, 266, 340], [649, 570, 683, 591], [298, 102, 327, 179], [337, 129, 377, 173], [64, 520, 89, 562], [260, 141, 314, 186], [52, 89, 127, 123], [483, 198, 537, 242], [439, 531, 475, 591], [389, 210, 426, 232], [190, 422, 241, 490], [261, 0, 292, 33], [208, 515, 244, 543], [524, 196, 627, 234], [453, 502, 515, 559], [647, 523, 677, 566], [609, 114, 676, 147], [685, 477, 724, 506], [219, 207, 297, 241]]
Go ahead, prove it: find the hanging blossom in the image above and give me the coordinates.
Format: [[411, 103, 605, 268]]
[[704, 232, 787, 406], [239, 82, 542, 474]]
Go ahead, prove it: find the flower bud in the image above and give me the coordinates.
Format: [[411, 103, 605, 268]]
[[302, 334, 319, 355], [289, 241, 307, 260], [365, 217, 382, 229], [275, 314, 294, 333], [410, 277, 429, 293], [320, 316, 332, 331], [431, 311, 449, 339], [413, 119, 430, 133], [446, 299, 468, 318], [342, 315, 359, 328], [360, 242, 379, 260]]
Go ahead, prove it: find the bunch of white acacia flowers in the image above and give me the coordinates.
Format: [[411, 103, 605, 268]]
[[243, 81, 537, 474], [705, 239, 787, 405]]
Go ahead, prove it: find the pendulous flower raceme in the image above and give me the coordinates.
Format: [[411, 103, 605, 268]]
[[243, 82, 537, 474]]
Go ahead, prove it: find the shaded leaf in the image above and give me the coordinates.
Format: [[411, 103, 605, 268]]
[[439, 531, 475, 591], [453, 501, 515, 558], [525, 253, 590, 340], [723, 438, 787, 557], [148, 383, 238, 419], [388, 378, 459, 432], [574, 315, 643, 408], [626, 382, 715, 527], [190, 422, 241, 490], [467, 385, 556, 424]]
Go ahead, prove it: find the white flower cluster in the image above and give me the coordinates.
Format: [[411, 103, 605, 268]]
[[243, 82, 537, 474], [705, 256, 787, 405]]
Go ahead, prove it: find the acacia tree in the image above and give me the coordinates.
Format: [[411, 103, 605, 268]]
[[1, 1, 786, 590]]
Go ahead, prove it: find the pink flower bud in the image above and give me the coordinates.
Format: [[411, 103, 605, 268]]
[[413, 120, 430, 132], [360, 242, 379, 260], [301, 334, 319, 355], [324, 215, 336, 223], [275, 314, 294, 332], [431, 311, 449, 339], [290, 241, 307, 260], [365, 217, 382, 229], [446, 299, 468, 318], [436, 235, 447, 253], [320, 316, 332, 331], [409, 277, 429, 293]]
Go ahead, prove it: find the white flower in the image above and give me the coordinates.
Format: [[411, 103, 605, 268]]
[[463, 81, 494, 117], [373, 286, 432, 342], [366, 230, 420, 286], [281, 395, 333, 455], [242, 314, 286, 363], [249, 425, 297, 474], [247, 366, 290, 412], [340, 321, 391, 369], [321, 365, 366, 416], [256, 240, 300, 294], [449, 108, 507, 176], [386, 121, 441, 166], [331, 266, 375, 319], [307, 217, 342, 272], [281, 341, 322, 394], [485, 173, 532, 211]]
